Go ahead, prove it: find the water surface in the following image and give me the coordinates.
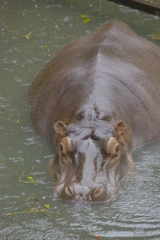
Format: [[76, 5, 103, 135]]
[[0, 0, 160, 239]]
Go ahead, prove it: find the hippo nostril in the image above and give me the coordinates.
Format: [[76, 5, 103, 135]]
[[93, 187, 103, 198], [65, 186, 73, 197]]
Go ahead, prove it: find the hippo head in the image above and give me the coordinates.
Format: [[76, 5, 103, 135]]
[[50, 120, 133, 202]]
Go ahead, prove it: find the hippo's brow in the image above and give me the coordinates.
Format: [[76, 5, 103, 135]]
[[81, 134, 91, 140], [90, 131, 100, 141], [81, 131, 101, 141]]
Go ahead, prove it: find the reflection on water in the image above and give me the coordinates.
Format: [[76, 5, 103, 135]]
[[0, 0, 160, 239]]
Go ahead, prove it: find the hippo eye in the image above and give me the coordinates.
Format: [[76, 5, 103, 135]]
[[59, 142, 64, 151], [58, 137, 72, 157], [115, 144, 119, 153], [106, 137, 121, 158]]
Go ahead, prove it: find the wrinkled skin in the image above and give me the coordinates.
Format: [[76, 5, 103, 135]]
[[28, 22, 160, 202], [49, 120, 133, 201]]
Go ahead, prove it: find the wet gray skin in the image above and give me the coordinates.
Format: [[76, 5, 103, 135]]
[[50, 120, 133, 202], [29, 22, 160, 202]]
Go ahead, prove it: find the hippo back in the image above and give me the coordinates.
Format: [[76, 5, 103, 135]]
[[28, 22, 160, 147]]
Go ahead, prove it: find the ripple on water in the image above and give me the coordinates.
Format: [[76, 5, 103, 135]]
[[21, 126, 33, 132], [24, 137, 42, 146]]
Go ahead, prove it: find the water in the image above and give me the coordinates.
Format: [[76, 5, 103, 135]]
[[0, 0, 160, 239]]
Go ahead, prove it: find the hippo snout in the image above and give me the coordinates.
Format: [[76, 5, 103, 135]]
[[59, 184, 111, 202], [50, 123, 131, 202]]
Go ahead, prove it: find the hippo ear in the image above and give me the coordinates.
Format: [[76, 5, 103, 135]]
[[54, 121, 67, 138], [115, 121, 132, 150]]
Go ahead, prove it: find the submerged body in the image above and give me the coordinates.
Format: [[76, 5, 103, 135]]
[[28, 22, 160, 202]]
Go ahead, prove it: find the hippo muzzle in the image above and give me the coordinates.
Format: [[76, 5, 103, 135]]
[[50, 120, 133, 202], [54, 183, 114, 202]]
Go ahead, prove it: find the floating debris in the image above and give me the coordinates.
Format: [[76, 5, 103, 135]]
[[17, 169, 39, 185], [25, 32, 31, 39], [80, 14, 90, 24]]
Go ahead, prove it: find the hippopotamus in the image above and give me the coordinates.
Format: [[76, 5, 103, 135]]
[[28, 22, 160, 202]]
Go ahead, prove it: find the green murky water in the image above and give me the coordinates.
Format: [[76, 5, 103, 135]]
[[0, 0, 160, 239]]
